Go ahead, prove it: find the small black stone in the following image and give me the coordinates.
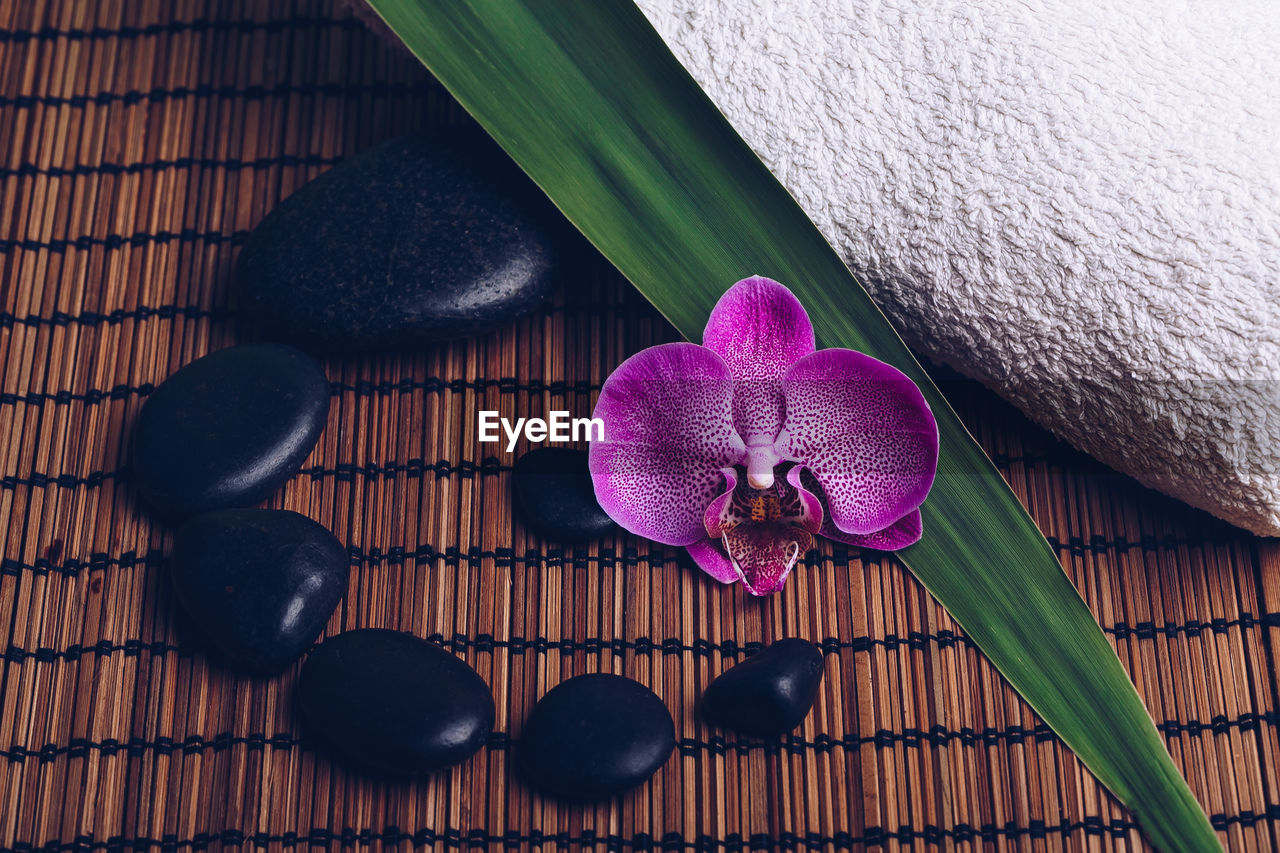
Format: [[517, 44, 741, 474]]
[[516, 673, 675, 800], [701, 638, 824, 736], [172, 509, 348, 675], [512, 448, 616, 541], [297, 629, 495, 774], [238, 130, 575, 350], [132, 343, 330, 518]]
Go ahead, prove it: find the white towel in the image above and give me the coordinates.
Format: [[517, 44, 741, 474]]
[[635, 0, 1280, 535]]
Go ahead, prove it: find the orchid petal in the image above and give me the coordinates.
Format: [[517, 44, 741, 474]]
[[778, 349, 938, 535], [785, 465, 824, 535], [589, 342, 746, 545], [686, 538, 742, 584], [702, 276, 816, 446], [820, 509, 923, 551], [703, 467, 739, 539]]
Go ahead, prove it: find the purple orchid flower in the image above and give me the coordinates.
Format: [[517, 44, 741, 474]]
[[588, 276, 939, 596]]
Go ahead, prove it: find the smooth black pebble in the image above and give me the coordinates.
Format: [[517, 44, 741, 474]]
[[172, 509, 347, 675], [512, 448, 616, 541], [132, 343, 329, 518], [517, 673, 675, 800], [238, 130, 574, 350], [701, 638, 824, 736], [297, 629, 495, 774]]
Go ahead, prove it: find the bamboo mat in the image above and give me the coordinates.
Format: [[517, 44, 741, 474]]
[[2, 1, 1279, 850]]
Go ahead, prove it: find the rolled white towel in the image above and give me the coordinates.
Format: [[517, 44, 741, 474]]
[[636, 0, 1280, 535]]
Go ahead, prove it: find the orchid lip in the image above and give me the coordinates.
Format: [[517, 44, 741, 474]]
[[700, 461, 824, 595]]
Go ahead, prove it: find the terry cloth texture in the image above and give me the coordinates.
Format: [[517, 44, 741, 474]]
[[635, 0, 1280, 536]]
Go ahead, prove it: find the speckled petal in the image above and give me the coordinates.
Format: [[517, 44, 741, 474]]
[[778, 349, 938, 535], [703, 467, 740, 539], [589, 342, 746, 546], [722, 522, 812, 596], [785, 465, 825, 535], [686, 538, 742, 584], [702, 277, 816, 446], [820, 509, 922, 550]]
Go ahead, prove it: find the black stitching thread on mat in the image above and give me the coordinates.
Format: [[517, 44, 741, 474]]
[[345, 533, 1248, 565], [0, 535, 1241, 581], [0, 301, 613, 333], [0, 306, 221, 330], [0, 153, 343, 180], [0, 17, 363, 44], [1105, 615, 1276, 641], [673, 712, 1280, 756], [0, 294, 646, 326], [3, 543, 1269, 644], [1, 710, 1273, 766], [296, 458, 509, 481], [0, 229, 248, 254], [0, 458, 509, 491], [0, 470, 122, 489], [1049, 532, 1246, 557], [0, 551, 162, 578], [1050, 533, 1246, 557], [2, 542, 1262, 650], [0, 384, 155, 407], [9, 604, 1278, 671], [3, 639, 186, 664], [0, 82, 436, 110], [0, 298, 629, 330], [355, 545, 687, 570], [2, 548, 712, 580], [3, 629, 975, 666], [0, 820, 1155, 853], [11, 811, 1280, 851], [0, 378, 605, 409]]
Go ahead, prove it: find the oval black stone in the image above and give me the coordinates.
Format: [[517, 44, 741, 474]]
[[512, 448, 616, 542], [297, 629, 495, 774], [516, 673, 675, 800], [238, 130, 574, 350], [701, 638, 824, 736], [132, 343, 329, 518], [172, 509, 348, 675]]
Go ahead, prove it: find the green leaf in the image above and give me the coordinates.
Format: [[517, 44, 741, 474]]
[[362, 0, 1219, 848]]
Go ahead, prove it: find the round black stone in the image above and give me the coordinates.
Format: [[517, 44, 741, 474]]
[[238, 130, 574, 350], [512, 448, 616, 542], [132, 343, 330, 518], [172, 509, 348, 675], [297, 629, 495, 774], [701, 638, 825, 736], [516, 673, 675, 800]]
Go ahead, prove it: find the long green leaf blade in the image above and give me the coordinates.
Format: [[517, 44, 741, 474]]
[[363, 1, 1219, 847]]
